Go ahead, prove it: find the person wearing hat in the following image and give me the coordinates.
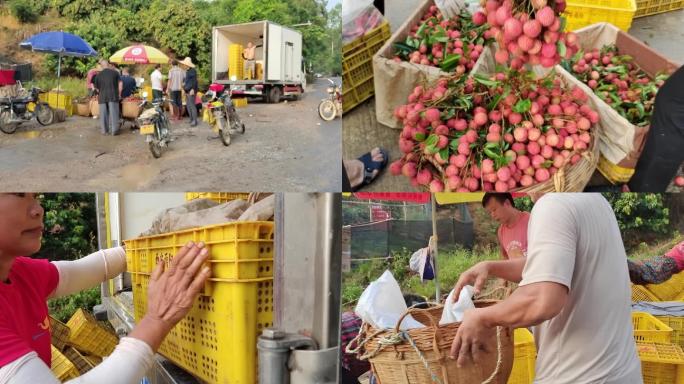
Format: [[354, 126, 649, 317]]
[[180, 57, 199, 127]]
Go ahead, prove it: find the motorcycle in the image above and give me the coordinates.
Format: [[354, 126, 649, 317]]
[[137, 92, 171, 158], [318, 78, 342, 121], [0, 86, 54, 134], [202, 84, 245, 146]]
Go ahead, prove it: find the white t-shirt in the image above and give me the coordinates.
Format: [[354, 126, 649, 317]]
[[151, 69, 163, 91], [521, 193, 642, 384]]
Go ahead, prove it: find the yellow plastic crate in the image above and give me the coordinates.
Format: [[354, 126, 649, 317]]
[[51, 345, 79, 381], [508, 328, 536, 384], [647, 271, 684, 301], [185, 192, 251, 203], [125, 222, 274, 384], [63, 346, 96, 375], [66, 309, 118, 357], [633, 284, 660, 302], [229, 44, 245, 80], [49, 316, 71, 351], [656, 316, 684, 351], [233, 97, 248, 108], [564, 0, 637, 32], [635, 0, 684, 17], [39, 92, 73, 116], [633, 312, 674, 344], [342, 21, 391, 112], [637, 343, 684, 384]]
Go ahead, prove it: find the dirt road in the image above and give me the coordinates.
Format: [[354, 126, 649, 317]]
[[0, 79, 341, 191]]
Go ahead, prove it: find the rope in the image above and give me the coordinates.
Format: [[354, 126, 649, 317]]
[[344, 321, 385, 356], [481, 326, 503, 384], [475, 286, 507, 300], [404, 332, 443, 384]]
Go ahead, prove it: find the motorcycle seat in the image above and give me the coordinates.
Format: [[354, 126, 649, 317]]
[[139, 108, 158, 120]]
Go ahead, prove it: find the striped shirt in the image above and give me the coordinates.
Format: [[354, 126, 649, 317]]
[[167, 66, 185, 91]]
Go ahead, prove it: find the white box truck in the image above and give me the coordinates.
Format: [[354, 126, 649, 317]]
[[212, 20, 306, 103]]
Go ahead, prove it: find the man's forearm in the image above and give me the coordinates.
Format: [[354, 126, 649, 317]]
[[478, 282, 567, 329], [484, 258, 526, 283]]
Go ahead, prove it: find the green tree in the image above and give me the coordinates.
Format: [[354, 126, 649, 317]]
[[603, 193, 672, 242], [326, 3, 342, 74], [48, 288, 101, 323], [10, 0, 39, 23], [37, 193, 98, 262], [142, 0, 212, 83], [53, 0, 116, 19]]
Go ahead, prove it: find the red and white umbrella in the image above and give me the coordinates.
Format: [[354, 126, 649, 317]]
[[109, 44, 169, 64]]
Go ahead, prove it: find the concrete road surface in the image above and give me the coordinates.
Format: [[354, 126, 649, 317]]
[[0, 78, 341, 192]]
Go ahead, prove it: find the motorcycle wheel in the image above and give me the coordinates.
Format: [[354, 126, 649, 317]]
[[35, 103, 55, 126], [239, 122, 245, 134], [149, 140, 163, 158], [218, 117, 231, 146], [0, 110, 19, 134], [318, 99, 336, 121]]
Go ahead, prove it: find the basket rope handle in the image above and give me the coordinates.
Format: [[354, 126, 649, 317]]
[[393, 302, 441, 332]]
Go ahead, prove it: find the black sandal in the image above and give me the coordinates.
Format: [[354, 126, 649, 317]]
[[352, 148, 389, 192]]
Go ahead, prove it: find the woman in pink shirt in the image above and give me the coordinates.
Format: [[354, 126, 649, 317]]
[[482, 193, 530, 260], [0, 193, 210, 383]]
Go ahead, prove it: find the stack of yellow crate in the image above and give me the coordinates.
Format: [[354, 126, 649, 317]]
[[256, 61, 264, 80], [229, 44, 244, 80]]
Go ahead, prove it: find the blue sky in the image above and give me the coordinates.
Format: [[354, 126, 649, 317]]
[[327, 0, 341, 9]]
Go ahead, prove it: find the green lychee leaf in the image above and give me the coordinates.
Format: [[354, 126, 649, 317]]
[[513, 99, 532, 113], [439, 148, 449, 162], [440, 54, 461, 72], [425, 134, 439, 147]]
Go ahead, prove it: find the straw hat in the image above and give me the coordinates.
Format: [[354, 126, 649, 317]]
[[179, 57, 195, 68]]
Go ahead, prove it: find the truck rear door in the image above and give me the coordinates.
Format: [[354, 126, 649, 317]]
[[267, 23, 282, 81]]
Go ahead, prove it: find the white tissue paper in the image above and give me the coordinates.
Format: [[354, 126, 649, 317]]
[[355, 270, 425, 330], [439, 285, 476, 325]]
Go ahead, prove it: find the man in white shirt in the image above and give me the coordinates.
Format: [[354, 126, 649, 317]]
[[449, 193, 642, 384], [150, 64, 164, 101]]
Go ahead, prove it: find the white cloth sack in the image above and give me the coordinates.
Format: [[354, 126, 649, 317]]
[[409, 236, 436, 282], [355, 270, 425, 330], [439, 285, 475, 325]]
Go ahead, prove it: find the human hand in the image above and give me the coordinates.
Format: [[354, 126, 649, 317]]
[[452, 262, 490, 302], [449, 309, 493, 367], [145, 241, 210, 329]]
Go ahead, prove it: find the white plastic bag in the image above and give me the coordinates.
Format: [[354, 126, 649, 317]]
[[434, 0, 481, 18], [355, 270, 425, 330], [439, 285, 475, 325], [342, 0, 385, 45]]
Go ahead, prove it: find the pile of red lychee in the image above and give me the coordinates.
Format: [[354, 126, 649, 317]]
[[472, 0, 580, 68], [394, 5, 491, 74], [389, 70, 599, 192]]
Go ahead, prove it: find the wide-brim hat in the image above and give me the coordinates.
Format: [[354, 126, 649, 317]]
[[179, 57, 195, 68]]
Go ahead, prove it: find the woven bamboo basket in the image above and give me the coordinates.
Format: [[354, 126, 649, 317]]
[[89, 98, 99, 117], [515, 132, 598, 193], [353, 301, 514, 384], [75, 102, 90, 117]]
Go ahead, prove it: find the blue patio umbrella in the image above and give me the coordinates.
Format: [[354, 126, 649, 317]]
[[20, 31, 98, 110]]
